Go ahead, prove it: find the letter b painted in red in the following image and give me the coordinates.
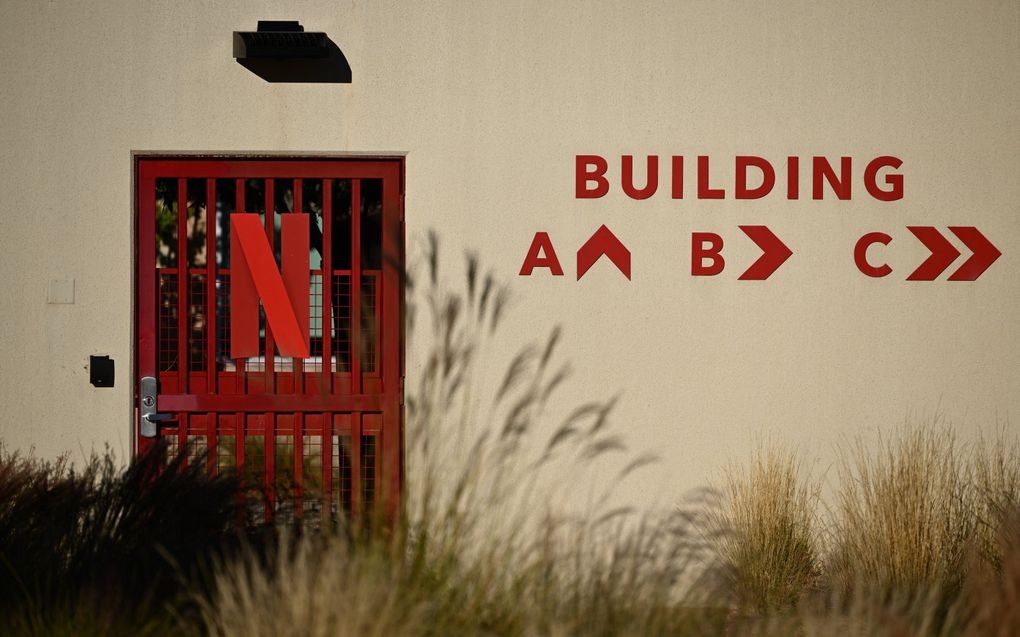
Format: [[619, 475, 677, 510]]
[[692, 233, 725, 276]]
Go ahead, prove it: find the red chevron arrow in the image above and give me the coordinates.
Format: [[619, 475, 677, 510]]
[[738, 225, 792, 280], [947, 226, 1001, 281], [906, 226, 961, 281], [576, 225, 631, 280]]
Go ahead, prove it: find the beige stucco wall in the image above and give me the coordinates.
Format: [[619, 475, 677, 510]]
[[0, 0, 1017, 507]]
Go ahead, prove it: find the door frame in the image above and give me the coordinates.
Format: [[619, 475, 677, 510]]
[[131, 151, 406, 515]]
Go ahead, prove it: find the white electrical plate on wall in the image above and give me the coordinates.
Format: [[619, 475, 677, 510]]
[[47, 278, 75, 304]]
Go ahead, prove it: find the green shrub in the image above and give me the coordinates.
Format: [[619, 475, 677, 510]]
[[0, 442, 243, 634]]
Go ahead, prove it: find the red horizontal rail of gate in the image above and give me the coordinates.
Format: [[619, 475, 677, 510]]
[[139, 158, 402, 180], [134, 155, 405, 525]]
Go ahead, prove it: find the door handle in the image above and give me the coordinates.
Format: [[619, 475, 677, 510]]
[[140, 376, 173, 438]]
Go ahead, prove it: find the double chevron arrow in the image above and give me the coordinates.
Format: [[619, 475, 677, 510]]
[[906, 226, 1001, 281]]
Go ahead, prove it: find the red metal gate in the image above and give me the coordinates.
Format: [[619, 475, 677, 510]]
[[134, 156, 404, 522]]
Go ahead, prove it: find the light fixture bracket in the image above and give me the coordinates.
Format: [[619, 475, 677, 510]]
[[233, 21, 329, 59]]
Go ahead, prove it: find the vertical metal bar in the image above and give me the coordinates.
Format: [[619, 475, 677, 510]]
[[236, 415, 247, 521], [231, 416, 246, 528], [177, 178, 190, 455], [206, 179, 217, 474], [265, 421, 276, 518], [206, 415, 217, 475], [321, 180, 333, 390], [349, 180, 364, 519], [264, 179, 275, 392], [351, 412, 362, 516], [381, 169, 403, 518], [235, 179, 246, 486], [263, 180, 278, 519], [295, 414, 304, 517], [236, 179, 246, 394], [206, 179, 217, 391], [266, 387, 277, 516], [292, 179, 304, 395], [351, 179, 362, 395], [235, 415, 245, 484], [177, 179, 190, 391], [137, 165, 157, 455], [374, 272, 382, 373], [322, 414, 333, 524]]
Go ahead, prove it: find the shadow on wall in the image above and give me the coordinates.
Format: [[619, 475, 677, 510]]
[[237, 39, 352, 83]]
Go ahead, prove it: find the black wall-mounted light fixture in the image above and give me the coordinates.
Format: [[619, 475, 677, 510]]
[[233, 21, 351, 83]]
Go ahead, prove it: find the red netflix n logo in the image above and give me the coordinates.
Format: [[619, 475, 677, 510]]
[[230, 214, 310, 359]]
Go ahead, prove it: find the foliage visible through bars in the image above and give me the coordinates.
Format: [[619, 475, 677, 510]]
[[332, 275, 352, 372], [361, 434, 376, 512], [333, 434, 353, 518], [159, 273, 178, 372], [189, 274, 207, 372], [361, 273, 378, 373]]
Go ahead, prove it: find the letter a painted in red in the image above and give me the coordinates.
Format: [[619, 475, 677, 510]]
[[520, 232, 564, 276]]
